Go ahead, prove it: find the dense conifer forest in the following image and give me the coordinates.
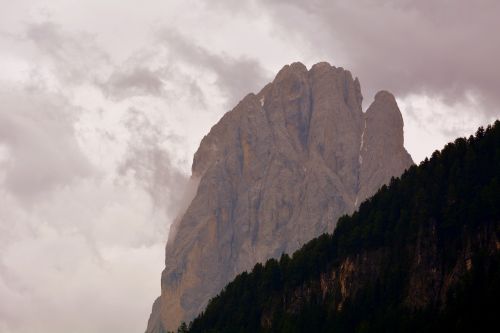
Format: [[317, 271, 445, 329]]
[[179, 121, 500, 333]]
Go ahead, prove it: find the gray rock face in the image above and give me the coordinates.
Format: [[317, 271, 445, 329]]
[[146, 62, 413, 332]]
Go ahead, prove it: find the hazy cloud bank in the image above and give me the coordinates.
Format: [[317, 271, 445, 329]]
[[0, 1, 498, 332]]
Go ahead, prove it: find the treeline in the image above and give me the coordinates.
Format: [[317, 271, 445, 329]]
[[180, 121, 500, 333]]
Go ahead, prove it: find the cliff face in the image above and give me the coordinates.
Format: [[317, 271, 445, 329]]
[[146, 62, 413, 332], [280, 220, 499, 317], [187, 121, 500, 333]]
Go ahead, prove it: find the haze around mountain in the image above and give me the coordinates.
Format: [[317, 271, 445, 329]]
[[0, 1, 498, 333]]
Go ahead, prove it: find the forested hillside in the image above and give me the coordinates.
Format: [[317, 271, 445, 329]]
[[183, 120, 500, 333]]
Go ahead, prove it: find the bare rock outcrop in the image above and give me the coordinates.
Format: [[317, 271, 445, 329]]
[[146, 62, 413, 332]]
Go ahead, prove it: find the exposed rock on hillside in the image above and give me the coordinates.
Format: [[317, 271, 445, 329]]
[[146, 62, 413, 332], [186, 121, 500, 332]]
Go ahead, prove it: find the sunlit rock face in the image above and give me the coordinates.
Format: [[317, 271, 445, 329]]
[[146, 62, 413, 332]]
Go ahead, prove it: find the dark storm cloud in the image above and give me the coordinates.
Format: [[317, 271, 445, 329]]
[[258, 0, 500, 114], [158, 29, 270, 108]]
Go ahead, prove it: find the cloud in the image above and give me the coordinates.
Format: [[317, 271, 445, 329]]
[[0, 176, 168, 333], [0, 17, 193, 333], [0, 82, 188, 333], [101, 67, 168, 100], [119, 107, 189, 212], [24, 21, 110, 85], [0, 87, 93, 200], [158, 29, 270, 107], [0, 15, 267, 332], [255, 0, 500, 115], [1, 1, 499, 332], [397, 92, 490, 162]]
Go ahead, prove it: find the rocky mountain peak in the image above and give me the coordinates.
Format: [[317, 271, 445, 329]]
[[146, 62, 413, 332], [276, 61, 308, 76], [356, 90, 412, 206], [365, 90, 407, 155], [368, 90, 404, 140]]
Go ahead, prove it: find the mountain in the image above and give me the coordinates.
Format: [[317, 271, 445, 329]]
[[146, 62, 413, 332], [187, 121, 500, 333]]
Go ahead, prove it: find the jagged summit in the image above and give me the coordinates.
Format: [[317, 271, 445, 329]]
[[146, 62, 413, 332]]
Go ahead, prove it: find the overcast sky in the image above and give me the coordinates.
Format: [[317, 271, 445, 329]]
[[0, 1, 498, 332]]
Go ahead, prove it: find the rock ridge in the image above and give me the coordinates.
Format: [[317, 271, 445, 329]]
[[146, 61, 413, 332]]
